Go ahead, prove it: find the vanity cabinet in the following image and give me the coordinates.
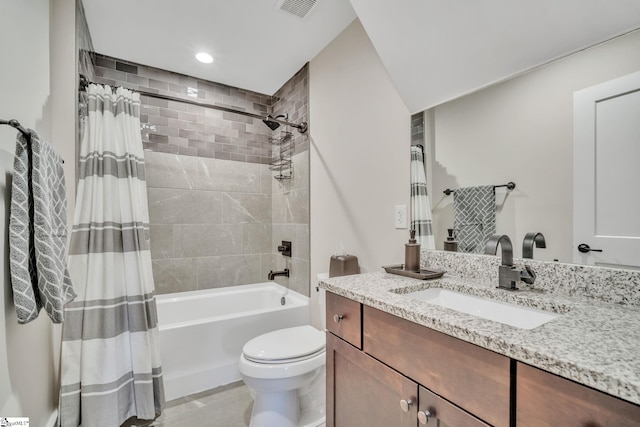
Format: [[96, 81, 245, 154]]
[[325, 292, 502, 427], [517, 362, 640, 426], [325, 291, 640, 427]]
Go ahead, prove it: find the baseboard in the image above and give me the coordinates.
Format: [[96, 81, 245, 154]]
[[45, 409, 58, 427]]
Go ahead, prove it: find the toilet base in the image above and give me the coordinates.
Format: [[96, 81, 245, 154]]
[[249, 389, 325, 427], [250, 389, 296, 427]]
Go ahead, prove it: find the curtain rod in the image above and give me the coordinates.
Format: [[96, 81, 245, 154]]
[[443, 181, 516, 196], [79, 74, 308, 133]]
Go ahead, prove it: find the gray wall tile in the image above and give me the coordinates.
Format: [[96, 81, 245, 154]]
[[243, 223, 272, 254], [145, 151, 198, 189], [150, 224, 175, 260], [153, 258, 197, 294], [148, 188, 223, 224], [93, 53, 278, 165], [174, 224, 243, 258], [197, 255, 262, 289], [222, 193, 272, 224], [195, 158, 261, 193]]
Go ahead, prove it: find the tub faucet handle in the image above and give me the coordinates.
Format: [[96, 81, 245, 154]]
[[277, 241, 292, 257]]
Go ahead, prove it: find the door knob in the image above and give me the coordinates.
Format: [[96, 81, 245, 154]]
[[418, 410, 432, 424], [399, 399, 413, 412], [333, 314, 344, 323], [578, 243, 603, 253]]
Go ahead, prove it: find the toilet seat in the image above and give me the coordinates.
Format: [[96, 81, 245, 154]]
[[243, 325, 325, 364]]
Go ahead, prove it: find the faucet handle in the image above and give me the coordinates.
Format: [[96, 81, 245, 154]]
[[520, 265, 536, 285]]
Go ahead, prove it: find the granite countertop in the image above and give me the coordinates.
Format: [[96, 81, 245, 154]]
[[319, 271, 640, 406]]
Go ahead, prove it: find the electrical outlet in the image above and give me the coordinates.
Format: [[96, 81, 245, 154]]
[[394, 205, 408, 229]]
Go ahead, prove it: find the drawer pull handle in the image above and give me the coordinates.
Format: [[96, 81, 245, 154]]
[[418, 410, 432, 424], [399, 399, 413, 412], [333, 314, 344, 323]]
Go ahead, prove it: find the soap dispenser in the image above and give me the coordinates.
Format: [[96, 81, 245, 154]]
[[444, 228, 459, 252], [405, 229, 421, 272]]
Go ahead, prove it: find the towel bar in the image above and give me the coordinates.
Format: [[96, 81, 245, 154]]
[[443, 181, 515, 196]]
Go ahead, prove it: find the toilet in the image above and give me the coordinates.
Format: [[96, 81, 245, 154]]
[[238, 325, 326, 427]]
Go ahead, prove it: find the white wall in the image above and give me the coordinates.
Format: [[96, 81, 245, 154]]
[[309, 19, 410, 324], [0, 1, 75, 425], [430, 30, 640, 262]]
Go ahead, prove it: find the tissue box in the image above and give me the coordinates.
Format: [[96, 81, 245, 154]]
[[329, 255, 359, 278]]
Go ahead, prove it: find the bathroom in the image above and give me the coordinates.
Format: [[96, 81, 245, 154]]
[[1, 0, 640, 426]]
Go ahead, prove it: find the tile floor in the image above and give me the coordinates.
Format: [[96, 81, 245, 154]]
[[155, 382, 253, 427], [124, 381, 253, 427], [127, 381, 326, 427]]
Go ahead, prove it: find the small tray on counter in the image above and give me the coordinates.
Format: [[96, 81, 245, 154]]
[[382, 264, 445, 280]]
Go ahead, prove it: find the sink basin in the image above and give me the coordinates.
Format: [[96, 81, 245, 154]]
[[405, 288, 559, 330]]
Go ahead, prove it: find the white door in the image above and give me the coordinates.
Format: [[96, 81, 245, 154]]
[[573, 71, 640, 267]]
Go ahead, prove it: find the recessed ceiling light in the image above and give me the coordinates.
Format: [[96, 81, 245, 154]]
[[196, 52, 214, 64]]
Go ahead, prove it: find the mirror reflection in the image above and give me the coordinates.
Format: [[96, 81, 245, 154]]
[[413, 28, 640, 267]]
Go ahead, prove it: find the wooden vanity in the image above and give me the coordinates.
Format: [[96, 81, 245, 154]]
[[325, 292, 640, 427]]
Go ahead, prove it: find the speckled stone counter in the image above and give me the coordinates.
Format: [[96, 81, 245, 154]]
[[319, 268, 640, 406]]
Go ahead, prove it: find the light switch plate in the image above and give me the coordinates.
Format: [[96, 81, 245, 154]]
[[394, 204, 408, 229]]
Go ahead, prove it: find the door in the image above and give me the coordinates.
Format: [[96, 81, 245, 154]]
[[573, 71, 640, 267], [418, 386, 490, 427], [326, 332, 417, 427]]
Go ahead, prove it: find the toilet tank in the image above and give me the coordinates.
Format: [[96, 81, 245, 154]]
[[312, 273, 329, 330]]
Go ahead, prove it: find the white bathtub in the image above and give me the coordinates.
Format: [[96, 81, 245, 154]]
[[156, 282, 310, 401]]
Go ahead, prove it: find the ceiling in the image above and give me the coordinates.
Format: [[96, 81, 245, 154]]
[[83, 0, 640, 112], [82, 0, 357, 96]]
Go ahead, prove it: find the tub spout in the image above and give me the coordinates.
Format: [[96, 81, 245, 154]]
[[268, 269, 289, 280]]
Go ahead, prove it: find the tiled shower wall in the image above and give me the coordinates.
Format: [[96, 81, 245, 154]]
[[88, 53, 310, 296]]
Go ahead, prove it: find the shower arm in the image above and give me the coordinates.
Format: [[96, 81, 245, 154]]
[[264, 115, 308, 133], [79, 74, 308, 134]]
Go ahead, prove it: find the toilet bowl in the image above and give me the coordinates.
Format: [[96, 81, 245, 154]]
[[239, 325, 326, 427]]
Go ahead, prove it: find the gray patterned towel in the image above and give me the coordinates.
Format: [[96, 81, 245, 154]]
[[9, 131, 76, 324], [453, 185, 496, 253]]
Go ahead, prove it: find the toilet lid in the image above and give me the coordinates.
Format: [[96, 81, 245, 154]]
[[243, 325, 325, 363]]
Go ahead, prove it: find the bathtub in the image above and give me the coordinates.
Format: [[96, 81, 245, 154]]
[[156, 282, 310, 401]]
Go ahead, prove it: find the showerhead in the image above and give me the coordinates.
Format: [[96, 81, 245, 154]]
[[262, 114, 288, 131], [263, 117, 280, 131]]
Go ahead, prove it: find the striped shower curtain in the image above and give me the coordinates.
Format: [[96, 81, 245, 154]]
[[58, 84, 164, 426], [410, 145, 435, 249]]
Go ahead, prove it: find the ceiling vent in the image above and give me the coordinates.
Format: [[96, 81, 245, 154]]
[[275, 0, 319, 19]]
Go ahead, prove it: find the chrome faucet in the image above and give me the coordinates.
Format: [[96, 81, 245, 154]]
[[522, 232, 546, 259], [268, 269, 289, 280], [485, 235, 536, 290]]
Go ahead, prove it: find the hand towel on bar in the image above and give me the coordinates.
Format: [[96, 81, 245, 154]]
[[9, 131, 76, 324], [453, 185, 496, 253]]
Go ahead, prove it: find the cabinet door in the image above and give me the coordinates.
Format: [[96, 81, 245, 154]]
[[517, 362, 640, 426], [326, 332, 417, 427], [418, 386, 490, 427], [364, 306, 511, 426]]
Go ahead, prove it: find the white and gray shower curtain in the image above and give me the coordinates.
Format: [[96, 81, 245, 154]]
[[58, 84, 164, 426], [410, 145, 435, 249]]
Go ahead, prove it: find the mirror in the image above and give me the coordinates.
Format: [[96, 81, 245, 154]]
[[415, 28, 640, 265]]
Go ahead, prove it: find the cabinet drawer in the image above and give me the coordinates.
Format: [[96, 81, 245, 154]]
[[326, 292, 362, 348], [364, 306, 511, 427], [517, 362, 640, 426], [419, 386, 490, 427]]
